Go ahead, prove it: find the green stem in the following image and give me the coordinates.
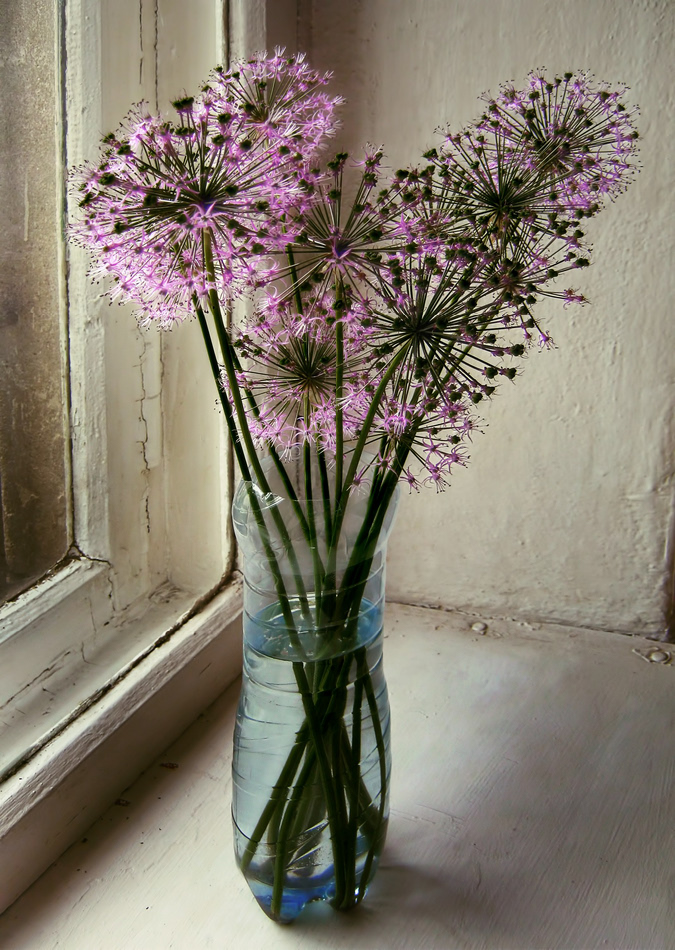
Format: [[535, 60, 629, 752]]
[[270, 749, 317, 919], [357, 645, 389, 901], [334, 479, 396, 623], [331, 688, 350, 901], [265, 446, 312, 542], [339, 716, 380, 841], [333, 344, 409, 544], [239, 724, 309, 873], [318, 344, 410, 623], [303, 422, 323, 606], [316, 441, 337, 624], [201, 230, 313, 625], [194, 299, 305, 648], [195, 302, 249, 480], [292, 659, 348, 907], [317, 440, 333, 548], [343, 670, 363, 906], [225, 330, 314, 545], [334, 305, 344, 503]]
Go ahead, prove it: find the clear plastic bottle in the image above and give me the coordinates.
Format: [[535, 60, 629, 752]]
[[231, 455, 398, 922]]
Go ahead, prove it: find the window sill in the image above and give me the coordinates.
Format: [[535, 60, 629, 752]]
[[1, 603, 673, 947], [1, 557, 225, 780], [0, 578, 242, 913]]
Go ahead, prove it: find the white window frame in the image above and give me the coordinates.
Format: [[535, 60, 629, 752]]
[[0, 0, 282, 913]]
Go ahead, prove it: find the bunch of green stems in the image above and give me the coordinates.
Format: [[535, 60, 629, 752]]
[[194, 230, 488, 917]]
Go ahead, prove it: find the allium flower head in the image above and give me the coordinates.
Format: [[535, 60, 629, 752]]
[[232, 287, 374, 452], [355, 240, 517, 486], [421, 71, 638, 260], [344, 70, 638, 487], [212, 49, 343, 153], [487, 71, 640, 213], [281, 148, 419, 303], [70, 54, 340, 326]]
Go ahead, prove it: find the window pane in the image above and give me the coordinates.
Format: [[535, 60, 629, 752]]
[[0, 0, 69, 602]]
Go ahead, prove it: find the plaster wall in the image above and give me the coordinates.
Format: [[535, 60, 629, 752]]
[[309, 0, 675, 635]]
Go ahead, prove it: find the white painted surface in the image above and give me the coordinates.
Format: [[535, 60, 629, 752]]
[[308, 0, 675, 636], [156, 0, 232, 595], [0, 583, 242, 914], [1, 604, 673, 949]]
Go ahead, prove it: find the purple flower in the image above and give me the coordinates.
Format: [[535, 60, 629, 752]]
[[478, 70, 639, 217], [70, 57, 639, 491], [280, 148, 417, 302], [70, 55, 340, 327], [212, 49, 343, 154], [231, 288, 374, 452]]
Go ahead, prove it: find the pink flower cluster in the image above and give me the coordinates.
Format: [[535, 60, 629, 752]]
[[484, 71, 639, 214], [72, 61, 638, 489], [70, 51, 341, 326]]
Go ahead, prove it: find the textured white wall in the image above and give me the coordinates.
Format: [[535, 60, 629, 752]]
[[309, 0, 675, 634]]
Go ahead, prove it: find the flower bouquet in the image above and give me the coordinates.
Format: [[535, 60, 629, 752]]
[[71, 51, 638, 923]]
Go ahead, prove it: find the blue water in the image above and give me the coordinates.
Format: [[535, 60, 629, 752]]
[[232, 599, 391, 922], [238, 832, 386, 924], [243, 593, 385, 662]]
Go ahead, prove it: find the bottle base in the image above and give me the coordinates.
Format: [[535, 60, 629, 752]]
[[244, 864, 373, 923]]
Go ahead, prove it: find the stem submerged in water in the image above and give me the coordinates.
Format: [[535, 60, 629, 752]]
[[232, 470, 395, 920]]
